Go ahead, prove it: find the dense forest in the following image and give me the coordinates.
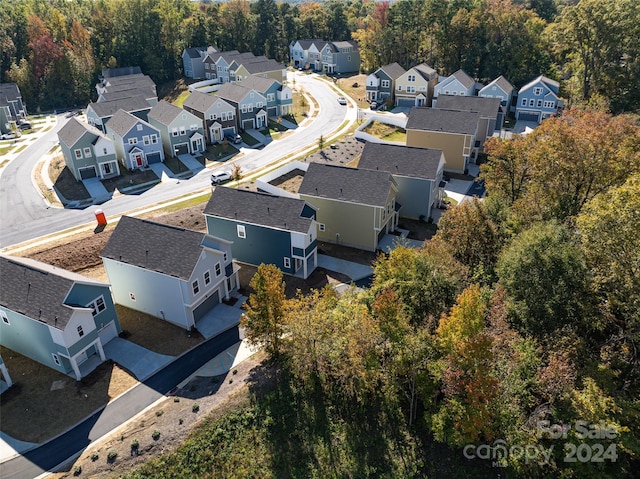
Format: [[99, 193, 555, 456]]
[[1, 0, 639, 113]]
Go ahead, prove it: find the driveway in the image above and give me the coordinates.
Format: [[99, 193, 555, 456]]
[[103, 338, 174, 381], [81, 177, 111, 202], [196, 302, 244, 340], [512, 119, 538, 134], [177, 153, 204, 173], [317, 254, 373, 281], [148, 162, 174, 181]]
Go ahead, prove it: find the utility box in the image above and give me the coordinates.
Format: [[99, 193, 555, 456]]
[[95, 209, 107, 226]]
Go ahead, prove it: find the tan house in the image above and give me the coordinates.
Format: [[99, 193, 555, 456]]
[[395, 63, 438, 108], [298, 163, 399, 252], [405, 107, 479, 174]]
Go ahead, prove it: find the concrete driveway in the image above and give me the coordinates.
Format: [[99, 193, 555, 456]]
[[317, 254, 373, 281], [81, 177, 111, 202], [103, 338, 174, 381], [177, 153, 204, 173]]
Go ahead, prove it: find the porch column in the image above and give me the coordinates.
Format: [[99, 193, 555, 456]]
[[0, 363, 12, 388], [223, 280, 230, 300], [303, 257, 308, 280], [95, 340, 106, 361], [70, 357, 82, 381]]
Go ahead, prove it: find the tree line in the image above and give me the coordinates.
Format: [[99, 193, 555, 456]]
[[1, 0, 639, 113], [242, 107, 640, 477]]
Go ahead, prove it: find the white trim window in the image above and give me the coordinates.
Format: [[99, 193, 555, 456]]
[[77, 325, 84, 337], [87, 296, 106, 316], [521, 98, 527, 106], [151, 135, 158, 144], [128, 138, 137, 145], [237, 225, 246, 238], [171, 128, 179, 137], [537, 99, 543, 107], [408, 74, 415, 82], [52, 354, 61, 366], [143, 135, 150, 145], [129, 292, 136, 301], [179, 126, 186, 135], [533, 87, 543, 96], [544, 100, 555, 108], [283, 257, 291, 269], [192, 280, 200, 295], [0, 310, 9, 325], [318, 223, 326, 232], [137, 124, 143, 131], [215, 263, 222, 276], [204, 270, 211, 285], [83, 147, 92, 157], [381, 80, 390, 88], [75, 149, 83, 159], [529, 99, 535, 107]]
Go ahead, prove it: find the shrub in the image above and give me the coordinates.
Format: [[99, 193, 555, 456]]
[[107, 450, 118, 463], [173, 397, 180, 402], [155, 410, 164, 417], [179, 418, 184, 425], [232, 369, 238, 375], [90, 452, 99, 462], [131, 439, 139, 450], [152, 430, 161, 441], [73, 465, 82, 476], [192, 403, 200, 413]]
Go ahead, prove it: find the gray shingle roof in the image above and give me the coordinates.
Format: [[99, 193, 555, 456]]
[[240, 75, 278, 92], [379, 62, 406, 80], [204, 187, 314, 233], [87, 96, 152, 119], [299, 163, 394, 207], [406, 107, 479, 135], [295, 39, 324, 50], [358, 143, 443, 180], [105, 74, 155, 89], [332, 40, 358, 51], [414, 63, 437, 80], [0, 83, 21, 102], [101, 216, 207, 281], [58, 117, 105, 148], [148, 100, 188, 125], [481, 75, 514, 95], [215, 83, 254, 104], [99, 87, 157, 103], [183, 90, 220, 112], [451, 69, 475, 89], [105, 109, 153, 137], [102, 66, 142, 78], [241, 59, 284, 75], [435, 95, 502, 119], [184, 46, 207, 59], [0, 255, 107, 330]]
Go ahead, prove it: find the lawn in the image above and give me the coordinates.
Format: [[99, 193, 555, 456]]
[[240, 131, 260, 146], [200, 143, 240, 165], [362, 120, 407, 142], [164, 155, 192, 175], [48, 154, 91, 201], [101, 167, 159, 193], [335, 73, 368, 108]]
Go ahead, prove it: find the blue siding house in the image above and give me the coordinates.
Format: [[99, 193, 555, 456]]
[[515, 75, 563, 123], [0, 255, 121, 380], [105, 109, 164, 170], [204, 187, 318, 279]]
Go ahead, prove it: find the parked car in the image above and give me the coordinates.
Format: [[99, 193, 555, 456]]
[[0, 132, 17, 140], [370, 101, 378, 110], [211, 171, 232, 185], [337, 96, 347, 105], [18, 121, 32, 130], [225, 133, 242, 144]]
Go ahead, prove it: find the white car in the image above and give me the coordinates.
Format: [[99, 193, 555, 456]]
[[211, 171, 232, 185], [0, 132, 17, 140], [337, 97, 347, 105]]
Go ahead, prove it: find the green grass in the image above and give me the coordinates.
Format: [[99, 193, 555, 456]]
[[0, 160, 9, 168], [201, 143, 239, 164], [173, 90, 191, 108], [13, 144, 28, 154]]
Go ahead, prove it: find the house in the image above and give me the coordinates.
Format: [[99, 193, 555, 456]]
[[405, 107, 479, 174], [357, 142, 445, 220], [58, 117, 120, 181], [299, 163, 399, 252], [435, 95, 503, 147], [479, 75, 515, 113], [319, 40, 360, 74], [433, 69, 477, 104], [105, 109, 164, 170], [0, 83, 27, 134], [85, 96, 152, 133], [233, 58, 287, 84], [147, 100, 205, 157], [289, 39, 324, 69], [239, 75, 293, 117], [182, 46, 217, 79], [203, 50, 240, 82], [0, 355, 12, 394], [0, 255, 122, 381], [183, 90, 238, 144], [204, 187, 318, 279], [98, 86, 158, 106], [366, 62, 406, 104], [395, 63, 438, 107], [215, 83, 267, 131], [101, 66, 142, 79], [96, 73, 156, 98], [515, 75, 563, 123], [101, 216, 240, 331]]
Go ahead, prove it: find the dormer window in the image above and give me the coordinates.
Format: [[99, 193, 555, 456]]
[[137, 124, 143, 131], [533, 87, 543, 95]]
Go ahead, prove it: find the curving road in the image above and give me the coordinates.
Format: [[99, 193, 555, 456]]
[[0, 72, 354, 249]]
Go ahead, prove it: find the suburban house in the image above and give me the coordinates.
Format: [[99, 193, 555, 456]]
[[435, 95, 503, 147], [96, 72, 156, 96], [366, 62, 406, 104], [204, 187, 318, 279], [233, 58, 287, 84], [433, 69, 477, 104], [290, 39, 323, 69], [319, 40, 360, 74], [183, 90, 238, 144], [0, 255, 122, 381], [147, 100, 205, 157], [0, 355, 11, 394], [357, 142, 445, 221], [298, 163, 399, 252], [101, 66, 142, 79], [182, 46, 218, 79], [98, 86, 158, 106], [405, 107, 479, 174], [203, 50, 240, 82], [85, 96, 152, 133], [0, 83, 27, 134], [395, 63, 438, 107], [479, 75, 515, 113], [515, 75, 563, 123], [239, 75, 293, 117], [215, 83, 267, 131], [58, 117, 120, 181], [105, 109, 164, 170], [101, 216, 240, 331]]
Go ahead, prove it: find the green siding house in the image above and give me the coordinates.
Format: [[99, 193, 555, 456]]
[[147, 100, 205, 157], [204, 187, 318, 279], [0, 255, 121, 380]]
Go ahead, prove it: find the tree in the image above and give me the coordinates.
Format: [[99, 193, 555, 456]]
[[231, 162, 243, 186], [241, 264, 287, 359], [317, 134, 324, 151]]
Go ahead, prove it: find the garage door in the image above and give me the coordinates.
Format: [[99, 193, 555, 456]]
[[242, 119, 255, 130], [99, 321, 118, 345], [517, 112, 539, 122], [396, 98, 414, 107], [174, 143, 188, 155], [193, 289, 220, 322], [79, 166, 97, 179], [267, 107, 277, 118], [147, 152, 162, 164]]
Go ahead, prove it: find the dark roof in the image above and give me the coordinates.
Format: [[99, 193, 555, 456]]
[[358, 143, 443, 180], [58, 117, 95, 147], [102, 66, 142, 78], [450, 69, 475, 89], [435, 95, 502, 119], [204, 187, 314, 234], [105, 74, 155, 88], [413, 63, 437, 80], [378, 62, 406, 80], [183, 90, 224, 112], [148, 100, 191, 125], [0, 83, 21, 101], [481, 75, 514, 95], [99, 87, 157, 102], [184, 46, 207, 59], [332, 40, 358, 51], [0, 255, 106, 330], [406, 107, 479, 135], [299, 163, 394, 207], [106, 109, 152, 137], [240, 75, 279, 92], [101, 216, 208, 280], [215, 83, 255, 103], [241, 59, 284, 75], [295, 39, 324, 50], [87, 96, 152, 119]]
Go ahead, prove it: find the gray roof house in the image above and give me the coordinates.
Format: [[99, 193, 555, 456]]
[[395, 63, 439, 108], [357, 142, 445, 220], [215, 83, 267, 131], [479, 75, 515, 112], [435, 95, 503, 146], [240, 75, 293, 117], [98, 86, 158, 106], [182, 90, 239, 143], [147, 100, 205, 157], [85, 96, 152, 132], [299, 163, 399, 252], [289, 39, 324, 69], [0, 83, 27, 134], [366, 62, 407, 104], [319, 40, 360, 74], [105, 109, 164, 170], [433, 69, 478, 104], [101, 216, 240, 334], [182, 46, 218, 79], [205, 187, 318, 279], [0, 255, 122, 381], [58, 117, 120, 181]]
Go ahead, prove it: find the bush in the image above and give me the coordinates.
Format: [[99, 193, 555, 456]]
[[107, 450, 118, 463], [155, 410, 163, 417], [152, 430, 161, 441], [173, 397, 180, 402], [192, 403, 200, 413], [131, 439, 139, 450], [73, 465, 82, 476], [179, 418, 184, 425], [90, 452, 99, 462]]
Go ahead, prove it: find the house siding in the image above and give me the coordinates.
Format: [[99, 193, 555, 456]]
[[393, 176, 437, 220], [406, 130, 471, 174], [67, 283, 121, 338]]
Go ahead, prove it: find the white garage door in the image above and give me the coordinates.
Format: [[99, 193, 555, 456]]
[[98, 321, 118, 345]]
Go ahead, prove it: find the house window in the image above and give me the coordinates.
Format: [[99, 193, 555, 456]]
[[228, 111, 234, 119], [381, 80, 390, 88], [52, 354, 61, 366], [171, 129, 178, 137], [77, 325, 84, 337], [190, 124, 198, 131], [529, 99, 535, 107], [544, 100, 555, 108], [103, 147, 108, 155], [397, 85, 402, 91], [444, 90, 450, 95], [209, 114, 215, 120], [407, 86, 415, 93], [221, 112, 227, 121], [128, 138, 137, 145], [237, 225, 246, 238], [182, 114, 187, 120], [533, 87, 543, 95], [215, 263, 221, 276], [537, 99, 543, 107], [192, 280, 200, 295], [129, 292, 136, 301], [408, 74, 415, 82], [204, 270, 211, 285], [75, 149, 83, 159], [179, 127, 186, 135], [143, 136, 150, 145], [137, 124, 143, 131], [83, 147, 92, 157], [267, 93, 275, 102], [151, 135, 158, 144], [418, 86, 426, 91], [283, 257, 291, 269], [87, 296, 106, 316], [224, 252, 228, 262], [319, 223, 326, 232], [256, 102, 263, 108], [347, 55, 351, 61], [0, 310, 9, 325], [521, 98, 527, 106]]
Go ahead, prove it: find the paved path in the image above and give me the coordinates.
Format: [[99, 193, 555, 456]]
[[81, 177, 111, 202], [317, 254, 373, 281], [103, 338, 174, 381], [177, 153, 204, 173]]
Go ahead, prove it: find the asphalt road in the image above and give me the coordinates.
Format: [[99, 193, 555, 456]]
[[0, 327, 241, 479], [0, 72, 352, 248]]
